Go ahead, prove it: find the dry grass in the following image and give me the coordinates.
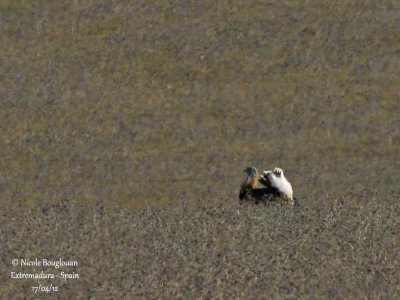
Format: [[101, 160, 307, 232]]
[[1, 0, 399, 298], [1, 0, 399, 206], [1, 193, 400, 299]]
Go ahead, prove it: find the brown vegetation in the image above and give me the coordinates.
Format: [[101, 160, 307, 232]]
[[1, 193, 400, 299], [1, 0, 399, 298]]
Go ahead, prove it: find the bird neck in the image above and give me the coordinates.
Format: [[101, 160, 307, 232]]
[[250, 176, 258, 188]]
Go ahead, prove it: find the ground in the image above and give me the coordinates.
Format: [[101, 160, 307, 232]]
[[0, 1, 399, 298]]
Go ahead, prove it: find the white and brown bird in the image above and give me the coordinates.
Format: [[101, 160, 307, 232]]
[[259, 167, 293, 200]]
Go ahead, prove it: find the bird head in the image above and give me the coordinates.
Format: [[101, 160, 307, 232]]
[[243, 166, 258, 177]]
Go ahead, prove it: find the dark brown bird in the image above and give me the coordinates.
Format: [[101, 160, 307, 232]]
[[239, 167, 266, 204]]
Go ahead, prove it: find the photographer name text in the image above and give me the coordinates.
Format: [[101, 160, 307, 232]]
[[12, 258, 78, 268]]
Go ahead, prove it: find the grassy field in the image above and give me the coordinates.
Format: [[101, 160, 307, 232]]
[[1, 0, 399, 298], [2, 195, 400, 299]]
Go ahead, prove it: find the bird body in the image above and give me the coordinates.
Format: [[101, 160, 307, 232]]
[[260, 168, 293, 200]]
